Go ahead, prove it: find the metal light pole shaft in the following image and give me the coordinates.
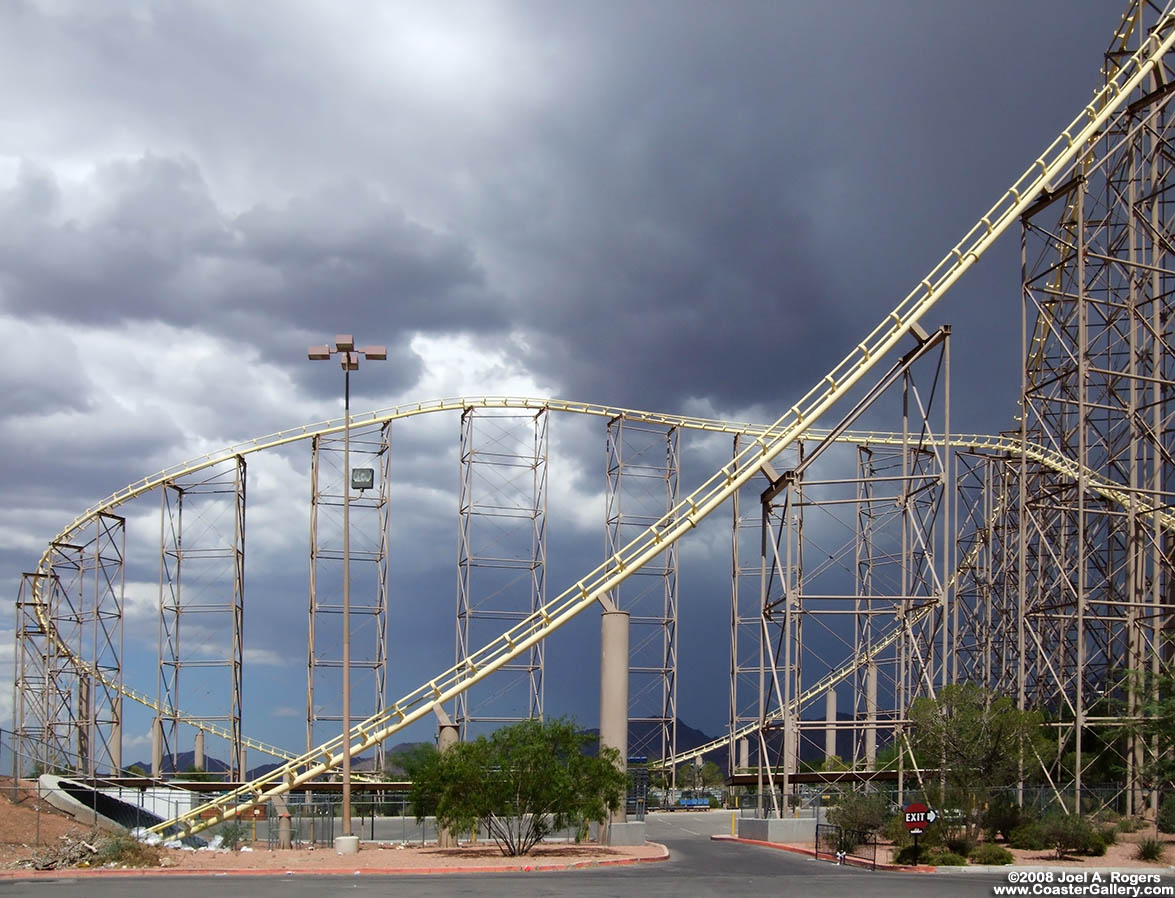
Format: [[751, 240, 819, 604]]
[[306, 336, 385, 851], [342, 365, 352, 837]]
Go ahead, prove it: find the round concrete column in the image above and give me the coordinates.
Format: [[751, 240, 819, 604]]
[[600, 609, 630, 840], [436, 723, 460, 848]]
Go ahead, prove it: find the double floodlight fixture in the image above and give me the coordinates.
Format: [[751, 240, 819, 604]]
[[307, 335, 387, 368]]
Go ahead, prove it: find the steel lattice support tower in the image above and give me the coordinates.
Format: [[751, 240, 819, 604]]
[[740, 327, 950, 814], [306, 422, 390, 767], [73, 512, 125, 776], [1018, 9, 1175, 811], [43, 542, 83, 772], [156, 456, 246, 779], [952, 449, 1023, 695], [730, 435, 800, 776], [14, 572, 55, 775], [455, 408, 547, 736], [605, 418, 679, 769]]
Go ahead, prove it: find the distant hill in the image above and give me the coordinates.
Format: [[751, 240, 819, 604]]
[[129, 716, 868, 782], [126, 748, 380, 781]]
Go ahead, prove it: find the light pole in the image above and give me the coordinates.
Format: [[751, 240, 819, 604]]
[[307, 335, 385, 847]]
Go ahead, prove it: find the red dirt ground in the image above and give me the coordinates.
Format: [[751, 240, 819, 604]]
[[0, 780, 664, 873]]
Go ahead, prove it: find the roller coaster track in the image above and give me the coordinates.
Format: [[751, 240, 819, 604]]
[[22, 8, 1169, 835], [28, 399, 1159, 774], [37, 410, 1164, 767]]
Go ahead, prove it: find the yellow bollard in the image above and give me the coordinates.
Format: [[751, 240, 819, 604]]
[[730, 812, 736, 836]]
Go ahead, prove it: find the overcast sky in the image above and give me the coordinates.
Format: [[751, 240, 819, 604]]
[[0, 1, 1125, 765]]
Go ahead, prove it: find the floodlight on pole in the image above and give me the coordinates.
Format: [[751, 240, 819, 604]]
[[306, 334, 386, 844]]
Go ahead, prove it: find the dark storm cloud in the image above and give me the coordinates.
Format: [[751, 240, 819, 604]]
[[457, 0, 1117, 422], [0, 157, 506, 403]]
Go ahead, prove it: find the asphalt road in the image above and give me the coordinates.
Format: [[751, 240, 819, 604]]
[[0, 811, 1052, 898]]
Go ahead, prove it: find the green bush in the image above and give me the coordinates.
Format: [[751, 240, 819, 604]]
[[1040, 813, 1098, 859], [217, 821, 248, 851], [1084, 832, 1107, 857], [893, 845, 925, 865], [882, 815, 914, 848], [1117, 816, 1144, 834], [1158, 796, 1175, 835], [925, 850, 968, 866], [1009, 822, 1047, 850], [945, 833, 977, 857], [1136, 837, 1166, 862], [1098, 824, 1117, 846], [982, 797, 1023, 842], [969, 843, 1014, 865], [826, 790, 889, 835]]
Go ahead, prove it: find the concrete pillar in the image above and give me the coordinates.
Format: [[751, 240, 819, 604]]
[[600, 609, 630, 842], [238, 746, 247, 781], [824, 689, 837, 763], [436, 723, 460, 848], [865, 662, 878, 768], [151, 717, 163, 778], [272, 795, 293, 849], [111, 716, 122, 774], [783, 720, 799, 775], [738, 738, 749, 772], [193, 730, 205, 772]]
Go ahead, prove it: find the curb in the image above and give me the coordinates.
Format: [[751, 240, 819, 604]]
[[710, 834, 936, 873], [0, 842, 670, 880], [712, 836, 1175, 878]]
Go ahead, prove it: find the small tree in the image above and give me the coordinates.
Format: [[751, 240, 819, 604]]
[[699, 761, 725, 787], [386, 743, 437, 780], [1130, 658, 1175, 797], [908, 683, 1045, 841], [826, 789, 888, 839], [411, 717, 627, 856]]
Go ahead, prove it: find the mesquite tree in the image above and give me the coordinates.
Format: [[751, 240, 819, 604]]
[[411, 717, 628, 856]]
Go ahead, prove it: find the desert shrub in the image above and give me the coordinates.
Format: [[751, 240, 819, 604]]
[[925, 850, 968, 866], [1009, 822, 1047, 850], [1084, 832, 1107, 857], [1136, 837, 1166, 862], [893, 845, 925, 865], [969, 843, 1014, 865], [826, 790, 889, 835], [982, 796, 1023, 842], [1158, 796, 1175, 835], [1117, 816, 1144, 834], [1097, 824, 1117, 846], [93, 834, 163, 868], [945, 833, 977, 857], [217, 821, 248, 851], [882, 815, 913, 848], [1040, 813, 1098, 859]]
